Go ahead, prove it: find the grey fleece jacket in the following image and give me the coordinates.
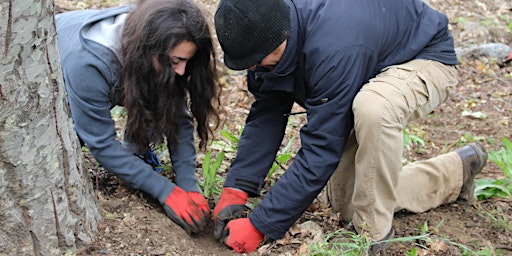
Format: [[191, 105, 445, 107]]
[[56, 6, 199, 204]]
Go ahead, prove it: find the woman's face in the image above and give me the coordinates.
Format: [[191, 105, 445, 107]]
[[153, 40, 197, 76]]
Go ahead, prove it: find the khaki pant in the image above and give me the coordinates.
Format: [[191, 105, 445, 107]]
[[326, 59, 461, 241]]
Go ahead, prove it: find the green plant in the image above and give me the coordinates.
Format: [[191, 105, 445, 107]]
[[308, 226, 428, 255], [212, 125, 298, 185], [500, 15, 512, 34], [403, 127, 426, 151], [475, 137, 512, 200], [200, 150, 225, 199], [150, 143, 173, 172], [198, 127, 241, 199], [210, 126, 243, 161], [488, 137, 512, 177], [419, 220, 444, 236], [475, 179, 512, 200], [308, 228, 372, 256], [459, 132, 476, 145], [266, 135, 297, 184], [406, 247, 417, 256], [456, 17, 468, 23], [414, 220, 500, 256], [414, 220, 441, 250], [476, 204, 512, 231]]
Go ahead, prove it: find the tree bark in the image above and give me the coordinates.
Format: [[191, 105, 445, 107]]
[[0, 0, 101, 255]]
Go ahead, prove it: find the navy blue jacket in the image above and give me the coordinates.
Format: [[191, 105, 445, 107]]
[[223, 0, 458, 239]]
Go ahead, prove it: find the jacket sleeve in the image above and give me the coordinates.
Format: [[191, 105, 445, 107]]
[[168, 111, 199, 192], [62, 49, 175, 204], [250, 46, 378, 239], [223, 69, 294, 196]]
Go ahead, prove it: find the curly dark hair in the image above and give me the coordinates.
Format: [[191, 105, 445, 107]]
[[118, 0, 220, 152]]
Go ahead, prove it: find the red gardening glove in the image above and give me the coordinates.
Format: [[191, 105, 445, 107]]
[[187, 191, 211, 219], [223, 218, 264, 253], [213, 187, 249, 240], [162, 187, 208, 235]]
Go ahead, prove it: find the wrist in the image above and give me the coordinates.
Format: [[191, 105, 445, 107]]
[[247, 218, 263, 237]]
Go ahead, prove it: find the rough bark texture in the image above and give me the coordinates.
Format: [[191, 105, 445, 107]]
[[0, 0, 101, 255]]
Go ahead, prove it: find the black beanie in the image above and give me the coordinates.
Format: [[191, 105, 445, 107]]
[[214, 0, 290, 70]]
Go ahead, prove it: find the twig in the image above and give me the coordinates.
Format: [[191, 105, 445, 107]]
[[496, 245, 512, 251], [96, 173, 99, 198]]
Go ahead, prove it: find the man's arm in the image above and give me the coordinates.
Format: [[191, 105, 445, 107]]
[[249, 46, 378, 239], [223, 69, 294, 196]]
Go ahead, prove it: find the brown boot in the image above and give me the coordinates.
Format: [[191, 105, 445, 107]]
[[345, 223, 395, 255], [369, 228, 395, 255], [455, 142, 488, 201]]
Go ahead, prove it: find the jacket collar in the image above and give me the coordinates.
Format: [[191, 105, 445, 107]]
[[259, 0, 299, 92]]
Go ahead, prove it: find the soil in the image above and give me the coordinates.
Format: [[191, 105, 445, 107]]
[[56, 0, 512, 255]]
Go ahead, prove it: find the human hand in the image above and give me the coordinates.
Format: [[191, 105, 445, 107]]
[[222, 218, 264, 253], [187, 191, 211, 219], [213, 187, 249, 240], [162, 187, 208, 235]]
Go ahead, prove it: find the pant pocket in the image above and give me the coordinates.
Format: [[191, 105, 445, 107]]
[[376, 60, 457, 120], [415, 63, 458, 115]]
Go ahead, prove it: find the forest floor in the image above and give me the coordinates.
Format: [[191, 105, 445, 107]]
[[54, 0, 512, 255]]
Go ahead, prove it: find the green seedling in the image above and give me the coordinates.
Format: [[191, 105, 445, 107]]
[[200, 150, 225, 199], [266, 135, 297, 185], [403, 127, 426, 151], [476, 204, 512, 231], [475, 137, 512, 200], [488, 137, 512, 178], [308, 224, 428, 256]]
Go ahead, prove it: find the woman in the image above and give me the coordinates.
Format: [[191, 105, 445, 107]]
[[56, 0, 220, 235]]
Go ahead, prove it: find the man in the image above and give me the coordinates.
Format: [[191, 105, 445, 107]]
[[212, 0, 488, 254]]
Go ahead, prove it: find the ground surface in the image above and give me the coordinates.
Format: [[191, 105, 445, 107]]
[[55, 0, 512, 255]]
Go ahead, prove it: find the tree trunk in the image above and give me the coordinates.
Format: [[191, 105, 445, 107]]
[[0, 1, 101, 255]]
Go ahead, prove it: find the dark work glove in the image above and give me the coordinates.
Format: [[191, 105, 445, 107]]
[[162, 186, 208, 235], [213, 187, 249, 240], [223, 218, 264, 253]]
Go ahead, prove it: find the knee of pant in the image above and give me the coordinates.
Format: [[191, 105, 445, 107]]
[[353, 90, 394, 125]]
